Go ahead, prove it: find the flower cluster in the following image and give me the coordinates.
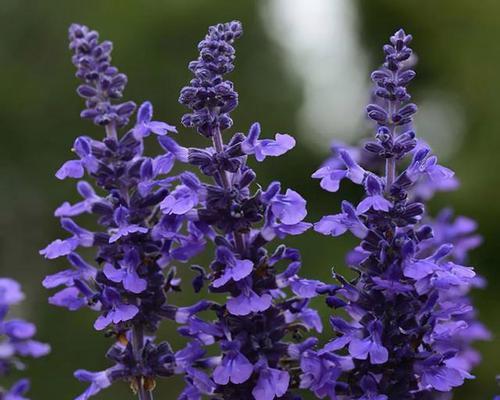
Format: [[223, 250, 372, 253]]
[[69, 24, 136, 127], [41, 24, 200, 400], [307, 29, 486, 399], [0, 278, 50, 399], [168, 21, 329, 400], [179, 21, 242, 138], [40, 21, 488, 400]]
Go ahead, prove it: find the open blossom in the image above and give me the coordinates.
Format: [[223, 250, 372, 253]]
[[170, 21, 330, 400], [41, 23, 205, 399], [0, 279, 50, 398], [308, 29, 486, 399]]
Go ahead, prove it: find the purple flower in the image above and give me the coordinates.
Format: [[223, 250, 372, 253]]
[[40, 218, 93, 259], [175, 21, 320, 399], [358, 375, 388, 400], [241, 122, 295, 161], [109, 206, 148, 243], [69, 24, 136, 127], [213, 341, 253, 385], [74, 369, 112, 400], [309, 29, 485, 399], [0, 279, 49, 398], [55, 137, 99, 180], [414, 355, 470, 392], [0, 279, 24, 305], [103, 249, 147, 294], [42, 252, 96, 289], [299, 350, 352, 399], [252, 362, 290, 400], [3, 379, 30, 400], [48, 287, 86, 311], [55, 181, 102, 217], [179, 21, 242, 137], [356, 175, 392, 213], [267, 185, 307, 225], [312, 149, 366, 192], [226, 281, 272, 316], [158, 135, 189, 163], [160, 173, 202, 215], [43, 23, 193, 398], [211, 247, 253, 288], [94, 287, 139, 330], [285, 307, 323, 333], [407, 146, 454, 184], [315, 201, 367, 238], [133, 101, 177, 138], [347, 321, 388, 365]]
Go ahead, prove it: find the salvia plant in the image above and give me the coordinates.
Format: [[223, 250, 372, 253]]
[[170, 20, 330, 400], [0, 278, 50, 399], [34, 19, 490, 400], [307, 29, 488, 399], [40, 24, 202, 399]]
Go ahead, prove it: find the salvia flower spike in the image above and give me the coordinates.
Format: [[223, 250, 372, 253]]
[[168, 21, 329, 400], [308, 29, 487, 399], [0, 278, 50, 399], [41, 24, 202, 400]]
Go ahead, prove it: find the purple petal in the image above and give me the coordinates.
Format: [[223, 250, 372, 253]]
[[403, 259, 437, 280], [226, 291, 272, 316], [0, 278, 25, 305], [421, 366, 464, 392], [111, 304, 139, 324], [290, 279, 321, 298], [14, 339, 50, 358], [241, 122, 261, 151], [339, 150, 365, 184], [273, 222, 312, 238], [74, 369, 112, 400], [348, 338, 371, 360], [253, 134, 296, 161], [312, 167, 347, 193], [49, 287, 86, 311], [160, 186, 197, 215], [252, 367, 290, 400], [137, 101, 153, 124], [56, 160, 84, 180], [229, 353, 254, 384], [93, 313, 113, 331], [314, 215, 347, 237], [270, 189, 307, 225], [153, 154, 175, 175], [158, 135, 189, 162], [299, 308, 323, 333], [369, 342, 389, 364], [42, 269, 80, 289], [4, 320, 36, 339], [109, 225, 148, 243], [357, 195, 392, 213], [231, 259, 254, 281], [40, 238, 79, 259], [148, 121, 177, 135], [55, 200, 89, 217], [103, 263, 125, 283], [6, 379, 30, 397], [122, 268, 147, 294]]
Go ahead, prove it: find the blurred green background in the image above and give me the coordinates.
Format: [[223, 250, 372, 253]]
[[0, 0, 498, 398]]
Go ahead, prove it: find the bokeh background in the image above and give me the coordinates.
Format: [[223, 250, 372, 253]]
[[0, 0, 498, 398]]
